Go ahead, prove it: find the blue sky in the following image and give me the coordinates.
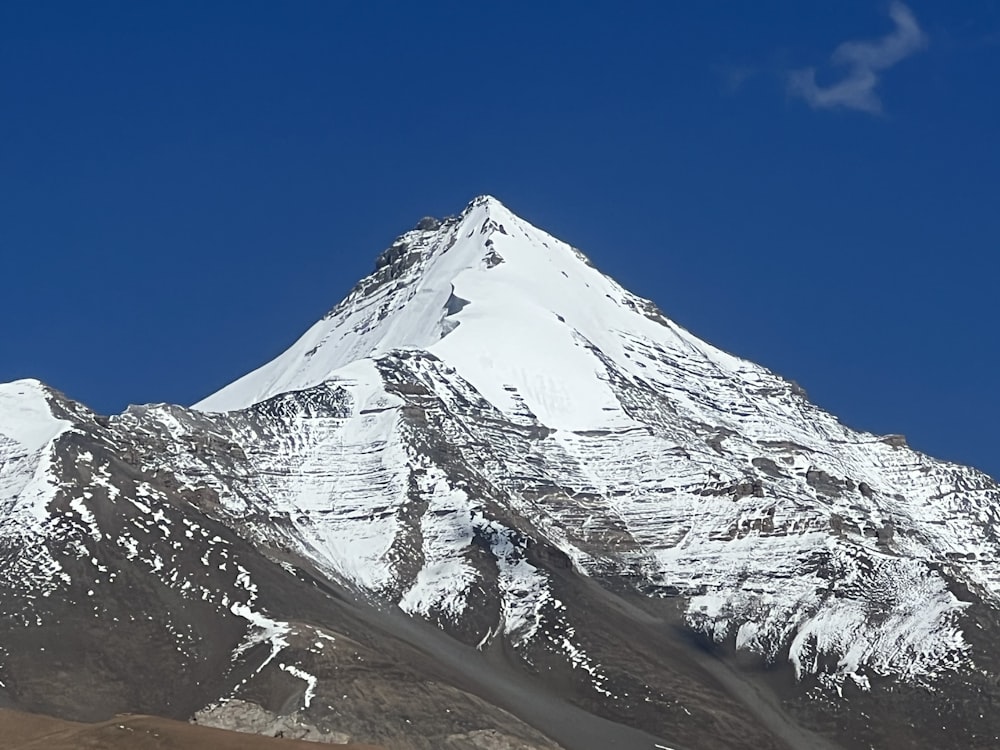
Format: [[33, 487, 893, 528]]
[[2, 2, 998, 478]]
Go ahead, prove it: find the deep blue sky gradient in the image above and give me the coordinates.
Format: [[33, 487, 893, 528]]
[[2, 2, 999, 478]]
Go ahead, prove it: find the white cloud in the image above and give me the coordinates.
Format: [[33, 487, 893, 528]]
[[789, 2, 927, 115]]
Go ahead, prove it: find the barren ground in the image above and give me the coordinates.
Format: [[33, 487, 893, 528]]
[[0, 708, 381, 750]]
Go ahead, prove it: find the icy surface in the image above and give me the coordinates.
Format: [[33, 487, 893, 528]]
[[397, 463, 478, 621], [0, 380, 70, 453]]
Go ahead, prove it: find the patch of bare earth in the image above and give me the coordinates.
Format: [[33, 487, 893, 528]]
[[0, 708, 381, 750]]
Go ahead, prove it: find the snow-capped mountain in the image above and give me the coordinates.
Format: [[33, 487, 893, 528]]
[[2, 196, 1000, 750]]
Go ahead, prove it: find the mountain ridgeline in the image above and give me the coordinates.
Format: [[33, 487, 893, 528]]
[[2, 196, 1000, 750]]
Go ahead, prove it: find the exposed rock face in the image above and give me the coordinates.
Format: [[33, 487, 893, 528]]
[[3, 196, 1000, 750]]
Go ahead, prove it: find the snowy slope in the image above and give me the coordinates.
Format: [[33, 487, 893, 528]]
[[0, 380, 73, 597], [0, 379, 70, 454], [195, 195, 737, 430]]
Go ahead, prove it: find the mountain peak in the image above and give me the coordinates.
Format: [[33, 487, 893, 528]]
[[193, 197, 570, 411], [468, 193, 507, 210], [194, 196, 746, 430]]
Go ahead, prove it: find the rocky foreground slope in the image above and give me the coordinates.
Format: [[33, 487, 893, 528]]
[[2, 196, 1000, 749]]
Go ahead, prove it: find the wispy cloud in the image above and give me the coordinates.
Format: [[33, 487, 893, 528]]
[[789, 2, 927, 115]]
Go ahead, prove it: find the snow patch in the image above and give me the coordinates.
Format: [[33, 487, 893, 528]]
[[279, 663, 318, 708]]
